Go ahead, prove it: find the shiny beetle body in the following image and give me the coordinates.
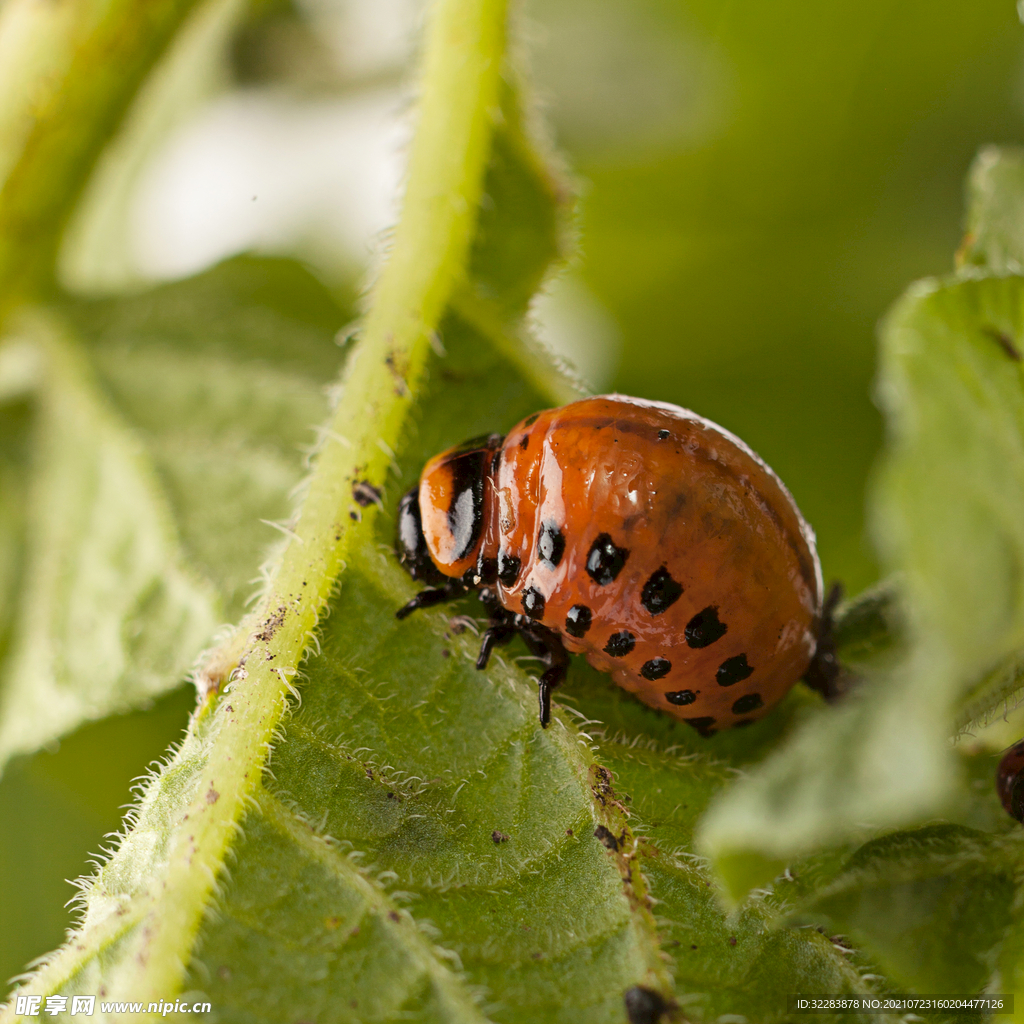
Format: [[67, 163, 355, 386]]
[[396, 395, 834, 733]]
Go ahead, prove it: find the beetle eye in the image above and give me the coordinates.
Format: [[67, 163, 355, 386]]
[[396, 487, 445, 584]]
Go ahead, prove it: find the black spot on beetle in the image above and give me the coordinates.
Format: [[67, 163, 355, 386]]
[[624, 986, 668, 1024], [538, 521, 566, 568], [657, 429, 670, 441], [476, 556, 498, 585], [665, 689, 697, 705], [523, 413, 540, 427], [497, 550, 521, 586], [565, 605, 592, 638], [519, 434, 529, 449], [641, 657, 671, 680], [586, 533, 629, 585], [604, 631, 635, 657], [685, 606, 727, 648], [683, 716, 717, 737], [717, 653, 753, 686], [522, 586, 545, 619], [641, 566, 683, 615], [732, 692, 764, 715]]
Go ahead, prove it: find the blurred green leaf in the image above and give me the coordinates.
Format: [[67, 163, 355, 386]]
[[0, 257, 347, 771], [830, 581, 903, 668], [875, 273, 1024, 729], [794, 825, 1019, 996], [960, 147, 1024, 275], [62, 256, 348, 619], [0, 312, 216, 769], [700, 231, 1024, 900], [0, 0, 205, 307]]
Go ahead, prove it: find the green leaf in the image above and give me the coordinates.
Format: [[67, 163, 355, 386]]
[[62, 256, 348, 621], [959, 146, 1024, 275], [794, 824, 1019, 996], [830, 580, 902, 667], [0, 257, 348, 770], [876, 273, 1024, 686], [700, 261, 1024, 898], [0, 312, 216, 767]]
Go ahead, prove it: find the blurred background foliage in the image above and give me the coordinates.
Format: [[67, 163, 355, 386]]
[[3, 0, 1023, 990]]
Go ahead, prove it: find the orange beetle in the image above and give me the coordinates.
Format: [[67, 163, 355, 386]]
[[396, 395, 837, 734]]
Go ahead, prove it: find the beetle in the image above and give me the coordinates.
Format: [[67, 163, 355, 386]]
[[997, 739, 1024, 822], [395, 395, 838, 734]]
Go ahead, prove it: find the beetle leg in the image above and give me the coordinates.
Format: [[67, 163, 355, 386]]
[[537, 661, 568, 728], [476, 625, 517, 669], [474, 588, 517, 668], [520, 625, 570, 727], [477, 586, 506, 618], [395, 579, 464, 620], [803, 581, 844, 700]]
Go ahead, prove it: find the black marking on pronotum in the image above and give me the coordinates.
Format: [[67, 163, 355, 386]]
[[497, 550, 521, 586], [982, 325, 1023, 362], [449, 432, 504, 456], [731, 692, 764, 715], [641, 658, 671, 680], [685, 606, 727, 648], [523, 413, 540, 427], [604, 631, 635, 657], [683, 716, 717, 737], [586, 533, 629, 585], [641, 567, 683, 615], [717, 653, 753, 686], [538, 521, 566, 568], [521, 586, 545, 620], [519, 434, 529, 449], [565, 604, 592, 638], [446, 450, 487, 562], [624, 985, 668, 1024], [665, 689, 697, 706], [657, 429, 670, 441]]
